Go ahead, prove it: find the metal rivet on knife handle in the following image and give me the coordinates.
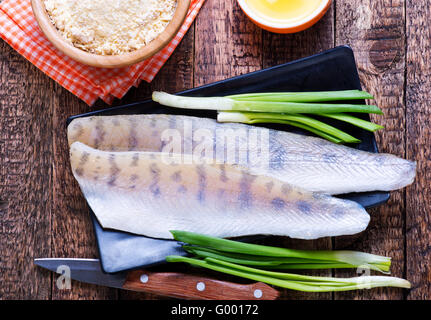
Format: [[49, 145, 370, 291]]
[[254, 289, 263, 299], [139, 274, 149, 283], [196, 282, 205, 291]]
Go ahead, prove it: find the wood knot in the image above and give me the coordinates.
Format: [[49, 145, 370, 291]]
[[0, 199, 8, 212], [369, 39, 399, 71]]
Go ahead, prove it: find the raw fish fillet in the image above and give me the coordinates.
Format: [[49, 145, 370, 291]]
[[68, 114, 416, 195], [70, 141, 370, 240]]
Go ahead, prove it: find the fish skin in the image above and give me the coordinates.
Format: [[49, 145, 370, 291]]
[[70, 141, 370, 240], [68, 114, 416, 195]]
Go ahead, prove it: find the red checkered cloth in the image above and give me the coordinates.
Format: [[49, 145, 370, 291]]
[[0, 0, 204, 105]]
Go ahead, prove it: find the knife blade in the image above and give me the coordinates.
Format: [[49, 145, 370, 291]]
[[34, 258, 279, 300]]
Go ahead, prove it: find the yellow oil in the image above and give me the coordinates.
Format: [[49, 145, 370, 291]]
[[244, 0, 324, 23]]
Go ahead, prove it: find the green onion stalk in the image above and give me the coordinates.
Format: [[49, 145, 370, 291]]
[[217, 112, 364, 144], [166, 231, 411, 292], [170, 230, 391, 273], [152, 90, 383, 144], [166, 256, 411, 293], [226, 90, 374, 102], [152, 91, 382, 115]]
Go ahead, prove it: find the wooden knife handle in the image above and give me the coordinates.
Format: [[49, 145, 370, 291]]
[[122, 270, 279, 300]]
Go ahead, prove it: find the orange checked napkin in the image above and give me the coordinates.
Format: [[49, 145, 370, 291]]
[[0, 0, 204, 105]]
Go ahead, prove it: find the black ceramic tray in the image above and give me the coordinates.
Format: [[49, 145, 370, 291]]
[[67, 45, 389, 273]]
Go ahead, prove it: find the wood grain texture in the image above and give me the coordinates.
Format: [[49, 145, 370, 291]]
[[0, 42, 52, 299], [260, 4, 335, 301], [405, 0, 431, 300], [335, 0, 406, 300], [194, 0, 262, 87]]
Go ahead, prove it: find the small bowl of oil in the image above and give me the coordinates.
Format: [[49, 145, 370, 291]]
[[237, 0, 332, 34]]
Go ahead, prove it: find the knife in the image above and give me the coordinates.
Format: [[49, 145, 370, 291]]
[[34, 258, 279, 300]]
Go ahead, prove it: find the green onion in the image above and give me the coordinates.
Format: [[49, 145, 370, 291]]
[[152, 90, 383, 144], [264, 263, 359, 270], [152, 91, 383, 115], [183, 245, 359, 270], [217, 112, 361, 143], [166, 256, 411, 292], [171, 230, 391, 273], [226, 90, 374, 102], [318, 113, 384, 132], [250, 119, 344, 144], [168, 231, 409, 292], [218, 111, 383, 134]]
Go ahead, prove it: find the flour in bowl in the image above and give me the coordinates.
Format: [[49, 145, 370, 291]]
[[44, 0, 177, 55]]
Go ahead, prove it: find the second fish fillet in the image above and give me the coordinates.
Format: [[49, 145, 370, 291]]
[[67, 114, 416, 195], [70, 141, 370, 240]]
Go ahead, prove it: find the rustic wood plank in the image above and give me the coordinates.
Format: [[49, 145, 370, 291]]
[[150, 23, 195, 93], [405, 0, 431, 300], [334, 0, 406, 300], [194, 0, 263, 87], [0, 42, 52, 299], [260, 4, 335, 301]]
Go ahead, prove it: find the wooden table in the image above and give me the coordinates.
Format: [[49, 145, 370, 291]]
[[1, 0, 430, 300]]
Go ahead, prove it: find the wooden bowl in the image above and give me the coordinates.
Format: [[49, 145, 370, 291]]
[[237, 0, 332, 34], [31, 0, 191, 68]]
